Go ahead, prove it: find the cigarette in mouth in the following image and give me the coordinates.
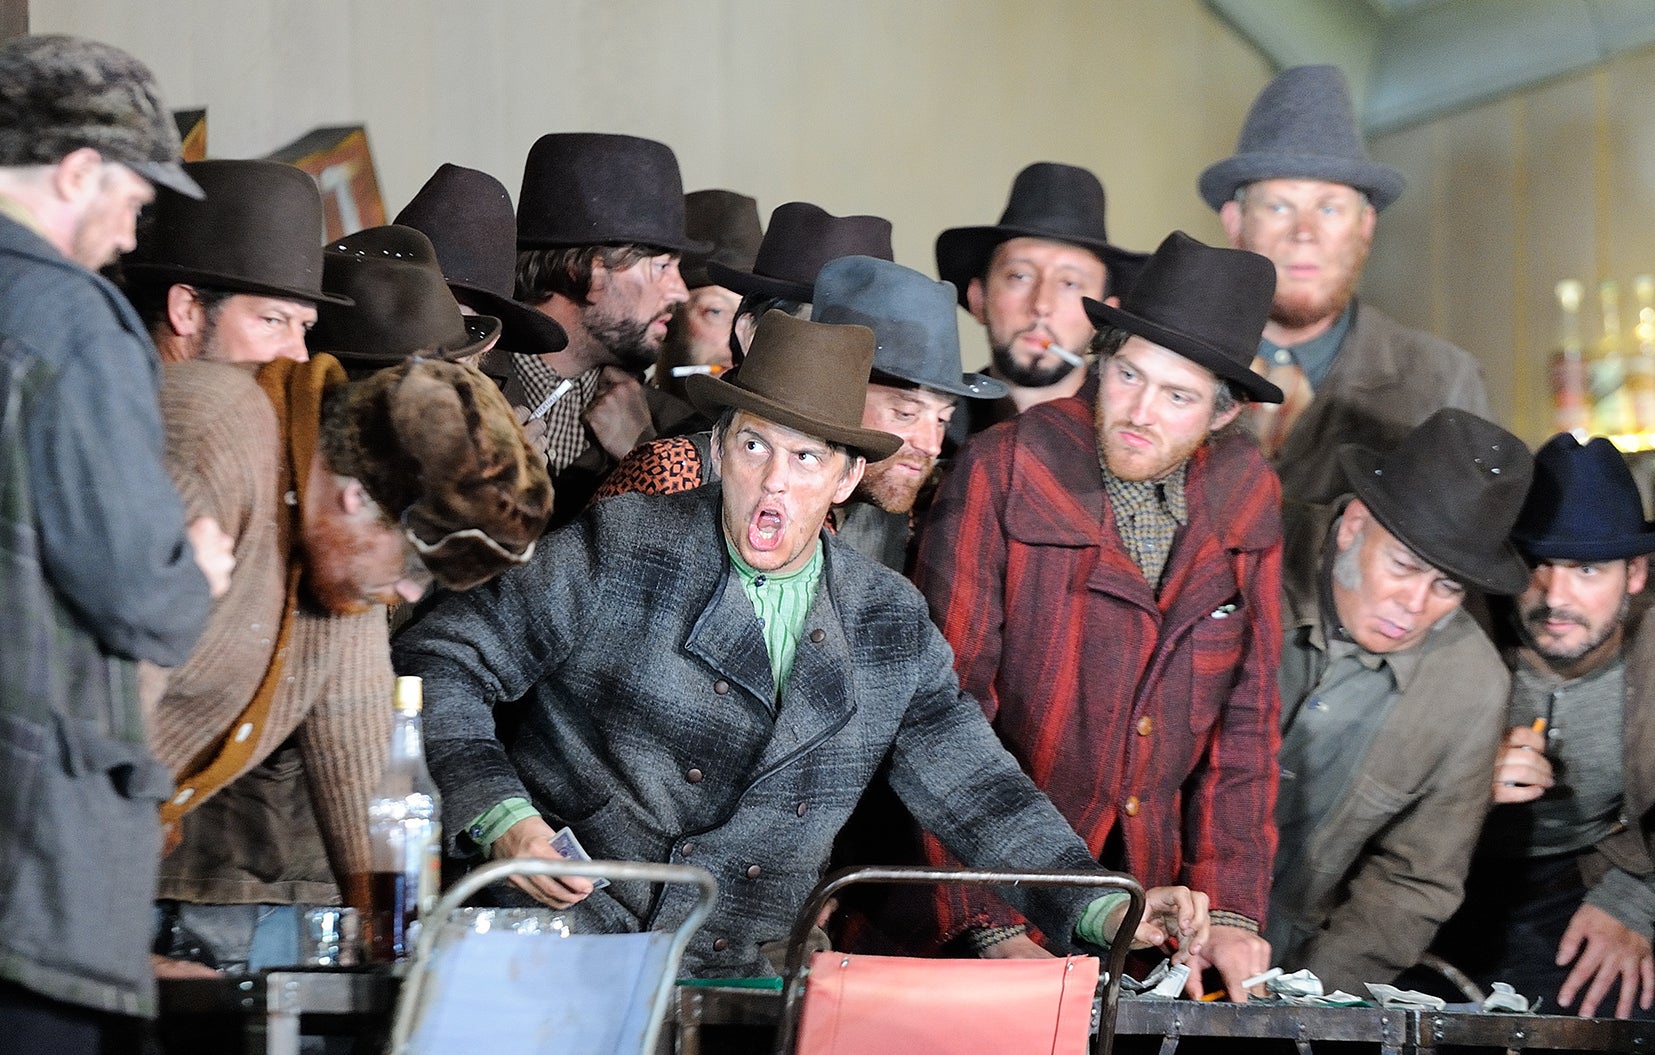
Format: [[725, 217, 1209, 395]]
[[1041, 338, 1084, 368], [670, 363, 729, 377], [529, 379, 575, 420]]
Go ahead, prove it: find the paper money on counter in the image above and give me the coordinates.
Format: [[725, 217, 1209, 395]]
[[1366, 983, 1447, 1010], [1481, 982, 1538, 1013]]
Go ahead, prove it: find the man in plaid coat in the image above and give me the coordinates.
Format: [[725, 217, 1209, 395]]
[[914, 232, 1286, 1001]]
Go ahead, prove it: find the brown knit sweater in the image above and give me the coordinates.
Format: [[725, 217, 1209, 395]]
[[149, 360, 392, 904]]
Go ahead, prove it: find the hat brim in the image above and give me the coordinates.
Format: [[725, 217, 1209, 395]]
[[126, 160, 205, 201], [1339, 445, 1532, 594], [935, 225, 1145, 309], [319, 314, 502, 369], [1513, 530, 1655, 563], [122, 261, 355, 307], [1084, 298, 1284, 404], [871, 366, 1008, 402], [686, 372, 902, 462], [704, 261, 813, 304], [1197, 153, 1405, 212], [448, 282, 568, 356]]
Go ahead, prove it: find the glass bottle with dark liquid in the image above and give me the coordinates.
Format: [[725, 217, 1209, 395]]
[[363, 676, 442, 963]]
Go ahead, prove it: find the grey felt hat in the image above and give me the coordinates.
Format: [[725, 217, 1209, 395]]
[[0, 34, 202, 199], [1198, 65, 1405, 212], [812, 256, 1005, 401]]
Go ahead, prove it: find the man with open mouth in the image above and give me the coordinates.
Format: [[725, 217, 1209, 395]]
[[396, 310, 1211, 979]]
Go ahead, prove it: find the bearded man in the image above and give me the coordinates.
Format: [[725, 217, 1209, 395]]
[[1201, 65, 1490, 504], [1433, 434, 1655, 1020]]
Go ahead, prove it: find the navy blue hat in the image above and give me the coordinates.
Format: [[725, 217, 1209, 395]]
[[1513, 434, 1655, 562], [812, 256, 1006, 401]]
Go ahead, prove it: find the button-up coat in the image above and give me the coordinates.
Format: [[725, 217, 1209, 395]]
[[913, 378, 1283, 939], [394, 484, 1108, 977]]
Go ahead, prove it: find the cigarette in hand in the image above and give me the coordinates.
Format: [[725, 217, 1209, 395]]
[[670, 363, 729, 377], [529, 379, 575, 420]]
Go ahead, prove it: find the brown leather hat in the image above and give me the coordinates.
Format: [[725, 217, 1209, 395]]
[[687, 311, 901, 462]]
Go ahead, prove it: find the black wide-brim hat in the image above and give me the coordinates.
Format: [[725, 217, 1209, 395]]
[[812, 255, 1006, 401], [707, 201, 894, 303], [935, 162, 1145, 309], [394, 162, 567, 358], [1512, 433, 1655, 562], [516, 132, 710, 256], [1198, 65, 1405, 212], [1084, 231, 1283, 404], [308, 225, 500, 372], [687, 311, 902, 462], [124, 159, 352, 306], [1337, 408, 1534, 595]]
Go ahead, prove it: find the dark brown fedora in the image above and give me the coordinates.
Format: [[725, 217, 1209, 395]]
[[935, 162, 1145, 309], [1338, 409, 1533, 595], [1084, 231, 1283, 404], [307, 225, 499, 372], [125, 159, 351, 305], [395, 162, 567, 357], [686, 311, 901, 462], [680, 189, 763, 290], [707, 202, 893, 303], [516, 132, 710, 255]]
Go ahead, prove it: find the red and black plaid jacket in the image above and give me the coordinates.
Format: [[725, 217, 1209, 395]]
[[912, 382, 1284, 939]]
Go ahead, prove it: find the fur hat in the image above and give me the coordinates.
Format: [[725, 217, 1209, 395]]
[[0, 34, 201, 199], [330, 358, 552, 590]]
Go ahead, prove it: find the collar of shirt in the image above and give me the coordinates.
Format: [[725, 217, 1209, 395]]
[[1257, 299, 1357, 390], [0, 191, 48, 241], [722, 532, 825, 589]]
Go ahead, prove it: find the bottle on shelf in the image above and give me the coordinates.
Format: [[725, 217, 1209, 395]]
[[1591, 279, 1634, 437], [1629, 275, 1655, 436], [363, 675, 442, 964], [1551, 279, 1589, 436]]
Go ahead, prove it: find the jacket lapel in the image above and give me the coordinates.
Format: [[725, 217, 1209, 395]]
[[685, 557, 776, 708]]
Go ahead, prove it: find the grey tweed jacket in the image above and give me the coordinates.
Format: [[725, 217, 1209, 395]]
[[395, 484, 1105, 976]]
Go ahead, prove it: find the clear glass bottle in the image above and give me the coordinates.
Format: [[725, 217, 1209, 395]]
[[1551, 279, 1590, 435], [363, 675, 442, 963], [1592, 279, 1634, 436]]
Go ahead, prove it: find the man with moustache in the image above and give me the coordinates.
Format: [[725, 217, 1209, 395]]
[[506, 133, 706, 519], [123, 159, 350, 366], [915, 232, 1283, 1001], [1268, 410, 1531, 994], [1433, 434, 1655, 1020], [147, 354, 549, 977], [1202, 65, 1489, 504], [395, 311, 1211, 979], [653, 189, 763, 405], [597, 255, 999, 572], [935, 162, 1145, 445], [0, 35, 227, 1052]]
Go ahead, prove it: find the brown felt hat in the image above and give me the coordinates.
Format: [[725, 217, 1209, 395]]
[[125, 160, 350, 305], [687, 311, 901, 462], [331, 357, 553, 590], [679, 189, 763, 290], [707, 202, 893, 302]]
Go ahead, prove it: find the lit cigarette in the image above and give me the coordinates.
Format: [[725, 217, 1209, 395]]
[[1042, 339, 1084, 368], [670, 363, 729, 377], [529, 379, 575, 420], [1531, 717, 1548, 735]]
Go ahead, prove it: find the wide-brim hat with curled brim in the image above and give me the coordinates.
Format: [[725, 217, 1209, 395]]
[[308, 225, 500, 374], [1198, 64, 1405, 212], [707, 201, 894, 303], [1338, 408, 1534, 595], [935, 162, 1146, 309], [1512, 433, 1655, 563], [1084, 230, 1284, 405], [124, 159, 352, 306], [394, 162, 568, 358], [687, 310, 902, 462], [331, 356, 553, 590]]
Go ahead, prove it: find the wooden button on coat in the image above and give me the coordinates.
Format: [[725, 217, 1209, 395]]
[[1123, 796, 1140, 817], [795, 801, 808, 817], [1136, 716, 1154, 736], [713, 679, 730, 695], [808, 628, 826, 644], [686, 768, 704, 783], [681, 842, 695, 856], [712, 937, 730, 951], [745, 864, 762, 879]]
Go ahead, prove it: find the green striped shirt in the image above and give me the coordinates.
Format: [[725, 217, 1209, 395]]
[[724, 536, 824, 705]]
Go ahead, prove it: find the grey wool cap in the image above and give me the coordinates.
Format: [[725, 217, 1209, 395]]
[[0, 34, 202, 199]]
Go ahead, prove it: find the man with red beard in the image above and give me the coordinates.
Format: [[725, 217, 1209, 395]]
[[146, 353, 549, 978], [915, 232, 1284, 1001], [395, 311, 1211, 979], [1432, 434, 1655, 1020], [1201, 65, 1489, 504]]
